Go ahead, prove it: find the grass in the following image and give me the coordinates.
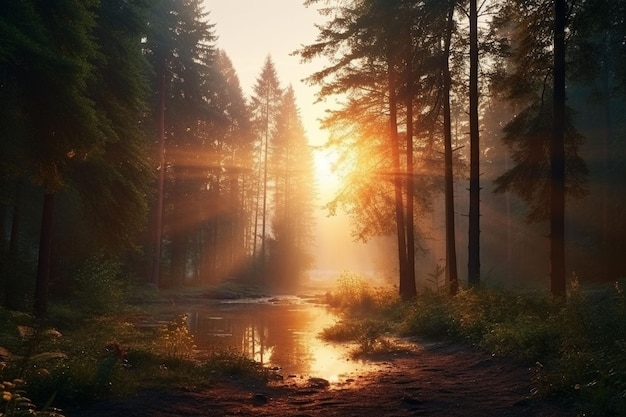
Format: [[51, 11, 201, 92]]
[[2, 269, 625, 417], [322, 273, 626, 417], [0, 282, 267, 416]]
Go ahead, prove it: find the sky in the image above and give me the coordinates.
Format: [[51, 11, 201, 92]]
[[204, 1, 325, 145], [202, 1, 380, 279]]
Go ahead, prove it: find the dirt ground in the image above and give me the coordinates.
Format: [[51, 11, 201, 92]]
[[65, 340, 576, 417]]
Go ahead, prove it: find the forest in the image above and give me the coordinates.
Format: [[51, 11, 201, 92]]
[[297, 0, 626, 298], [0, 0, 317, 317], [1, 0, 625, 314], [1, 0, 625, 416]]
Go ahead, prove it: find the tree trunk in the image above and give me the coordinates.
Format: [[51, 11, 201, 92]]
[[443, 2, 459, 296], [550, 0, 566, 297], [599, 37, 613, 280], [34, 192, 55, 318], [388, 56, 409, 299], [260, 105, 270, 284], [151, 67, 166, 287], [404, 31, 417, 299], [468, 0, 481, 288], [4, 182, 22, 310]]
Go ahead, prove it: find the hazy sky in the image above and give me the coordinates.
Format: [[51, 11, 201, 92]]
[[204, 1, 326, 145], [202, 1, 379, 278]]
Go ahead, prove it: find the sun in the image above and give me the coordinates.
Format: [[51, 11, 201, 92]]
[[314, 147, 341, 199]]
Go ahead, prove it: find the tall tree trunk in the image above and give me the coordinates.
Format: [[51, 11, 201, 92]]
[[468, 0, 481, 287], [404, 32, 417, 299], [260, 105, 270, 283], [4, 182, 22, 310], [551, 0, 566, 296], [599, 37, 613, 279], [151, 67, 166, 287], [34, 192, 55, 318], [170, 179, 188, 287], [387, 56, 409, 299], [443, 2, 458, 295]]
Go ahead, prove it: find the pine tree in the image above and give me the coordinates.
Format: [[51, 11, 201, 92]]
[[1, 0, 151, 315], [249, 56, 283, 281], [269, 86, 316, 290], [491, 0, 588, 295], [144, 0, 218, 287]]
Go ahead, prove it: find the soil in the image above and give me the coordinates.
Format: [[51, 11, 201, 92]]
[[65, 340, 575, 417]]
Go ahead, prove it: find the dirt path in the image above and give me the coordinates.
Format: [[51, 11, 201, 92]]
[[66, 341, 574, 417]]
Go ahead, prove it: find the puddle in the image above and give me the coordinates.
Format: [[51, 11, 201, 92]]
[[177, 297, 369, 383]]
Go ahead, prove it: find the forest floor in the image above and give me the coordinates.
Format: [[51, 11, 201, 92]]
[[66, 339, 575, 417]]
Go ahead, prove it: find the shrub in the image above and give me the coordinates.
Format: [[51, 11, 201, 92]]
[[325, 271, 400, 315], [70, 255, 131, 314], [154, 315, 196, 360]]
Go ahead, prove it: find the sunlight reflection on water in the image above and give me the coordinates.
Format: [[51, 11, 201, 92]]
[[182, 297, 368, 382]]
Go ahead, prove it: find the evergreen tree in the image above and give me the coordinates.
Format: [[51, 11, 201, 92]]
[[248, 56, 283, 281], [467, 0, 481, 288], [199, 49, 255, 282], [269, 86, 316, 290], [491, 0, 588, 295], [144, 0, 218, 287], [300, 0, 458, 298], [0, 0, 151, 315]]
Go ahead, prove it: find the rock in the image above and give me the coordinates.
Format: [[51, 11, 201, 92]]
[[251, 393, 268, 405], [308, 377, 330, 388]]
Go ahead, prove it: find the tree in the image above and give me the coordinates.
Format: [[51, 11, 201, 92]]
[[0, 1, 103, 317], [300, 0, 463, 298], [198, 50, 255, 282], [249, 56, 283, 280], [491, 0, 587, 296], [567, 0, 626, 280], [441, 0, 459, 295], [299, 0, 414, 298], [0, 0, 152, 315], [144, 0, 218, 287], [268, 86, 316, 290], [467, 0, 481, 287], [551, 0, 567, 295]]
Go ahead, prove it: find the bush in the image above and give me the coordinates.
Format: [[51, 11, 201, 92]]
[[69, 255, 130, 314], [393, 283, 626, 416], [325, 271, 400, 315]]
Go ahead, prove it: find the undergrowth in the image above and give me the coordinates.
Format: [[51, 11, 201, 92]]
[[0, 294, 266, 414], [324, 274, 626, 417]]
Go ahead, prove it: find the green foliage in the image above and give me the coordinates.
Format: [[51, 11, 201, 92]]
[[541, 281, 626, 415], [69, 256, 129, 314], [394, 283, 626, 416], [0, 304, 269, 407], [323, 279, 626, 415], [202, 350, 265, 379], [321, 275, 404, 357], [320, 317, 397, 358], [0, 315, 67, 416], [153, 315, 196, 360], [0, 378, 64, 417], [399, 291, 458, 340], [320, 319, 363, 342], [493, 99, 588, 223], [324, 271, 400, 315]]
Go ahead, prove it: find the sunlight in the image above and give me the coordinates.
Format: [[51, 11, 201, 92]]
[[314, 147, 341, 199]]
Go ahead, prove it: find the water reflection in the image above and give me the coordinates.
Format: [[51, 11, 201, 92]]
[[183, 298, 365, 381]]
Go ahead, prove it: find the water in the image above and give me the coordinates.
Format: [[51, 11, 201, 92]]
[[179, 297, 368, 382]]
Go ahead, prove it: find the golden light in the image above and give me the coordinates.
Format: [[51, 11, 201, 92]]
[[313, 147, 342, 199]]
